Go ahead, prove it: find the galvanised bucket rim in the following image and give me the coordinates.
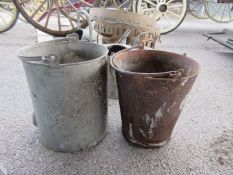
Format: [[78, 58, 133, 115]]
[[110, 49, 201, 80], [17, 38, 109, 66]]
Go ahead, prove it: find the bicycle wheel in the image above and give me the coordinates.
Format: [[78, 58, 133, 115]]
[[136, 0, 187, 34], [0, 0, 19, 33], [204, 0, 233, 23], [13, 0, 94, 36], [188, 0, 208, 19]]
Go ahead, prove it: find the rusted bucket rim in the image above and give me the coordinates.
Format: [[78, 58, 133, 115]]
[[17, 38, 109, 66], [110, 49, 201, 80]]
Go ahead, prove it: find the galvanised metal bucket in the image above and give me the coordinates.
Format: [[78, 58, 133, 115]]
[[111, 46, 200, 148], [106, 44, 129, 99], [18, 38, 109, 152]]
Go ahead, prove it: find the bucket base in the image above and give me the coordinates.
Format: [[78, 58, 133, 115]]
[[123, 134, 171, 149], [39, 130, 107, 153]]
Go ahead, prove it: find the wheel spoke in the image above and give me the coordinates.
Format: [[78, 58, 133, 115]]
[[143, 0, 157, 8], [54, 0, 61, 31], [61, 10, 75, 29], [209, 3, 223, 18], [0, 15, 7, 25], [190, 2, 201, 11], [78, 0, 94, 7], [163, 13, 172, 26], [103, 0, 109, 7], [118, 0, 130, 8], [112, 0, 118, 8], [19, 0, 32, 4], [159, 14, 164, 30], [166, 0, 176, 5], [45, 0, 53, 28], [208, 1, 217, 12], [228, 3, 232, 21], [140, 7, 157, 12], [60, 5, 75, 29], [200, 5, 205, 17], [167, 4, 183, 9], [220, 3, 226, 21], [30, 0, 47, 19], [66, 0, 86, 25], [0, 6, 14, 16], [195, 2, 204, 14], [166, 9, 181, 18]]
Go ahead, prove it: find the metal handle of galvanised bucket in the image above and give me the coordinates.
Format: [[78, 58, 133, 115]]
[[111, 44, 184, 79], [19, 38, 89, 67]]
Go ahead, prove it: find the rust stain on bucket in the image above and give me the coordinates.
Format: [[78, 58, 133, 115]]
[[111, 48, 200, 148]]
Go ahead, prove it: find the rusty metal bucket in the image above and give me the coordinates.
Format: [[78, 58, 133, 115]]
[[111, 46, 200, 148], [18, 38, 108, 152]]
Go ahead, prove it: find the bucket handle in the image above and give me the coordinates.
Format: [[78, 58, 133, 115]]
[[146, 69, 184, 79], [111, 45, 185, 80]]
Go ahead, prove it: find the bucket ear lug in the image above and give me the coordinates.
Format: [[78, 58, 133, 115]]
[[166, 69, 184, 93], [42, 54, 60, 68]]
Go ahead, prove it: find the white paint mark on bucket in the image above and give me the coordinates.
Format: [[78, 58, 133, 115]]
[[129, 123, 134, 139], [139, 128, 147, 138], [155, 107, 163, 119], [155, 102, 166, 119], [181, 79, 188, 87]]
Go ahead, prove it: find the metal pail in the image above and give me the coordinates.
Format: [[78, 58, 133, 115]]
[[111, 47, 200, 148], [18, 38, 109, 152], [107, 44, 129, 99]]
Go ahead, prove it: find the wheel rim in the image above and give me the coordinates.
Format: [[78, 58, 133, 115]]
[[14, 0, 94, 36], [188, 0, 208, 19], [204, 0, 233, 23], [137, 0, 187, 34], [0, 0, 18, 32]]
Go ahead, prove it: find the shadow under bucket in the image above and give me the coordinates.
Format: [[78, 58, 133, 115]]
[[111, 48, 200, 148], [18, 39, 109, 152]]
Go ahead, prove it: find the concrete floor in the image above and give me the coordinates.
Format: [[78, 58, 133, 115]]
[[0, 16, 233, 175]]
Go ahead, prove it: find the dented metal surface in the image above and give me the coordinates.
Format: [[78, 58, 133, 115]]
[[17, 38, 109, 152], [111, 48, 200, 148]]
